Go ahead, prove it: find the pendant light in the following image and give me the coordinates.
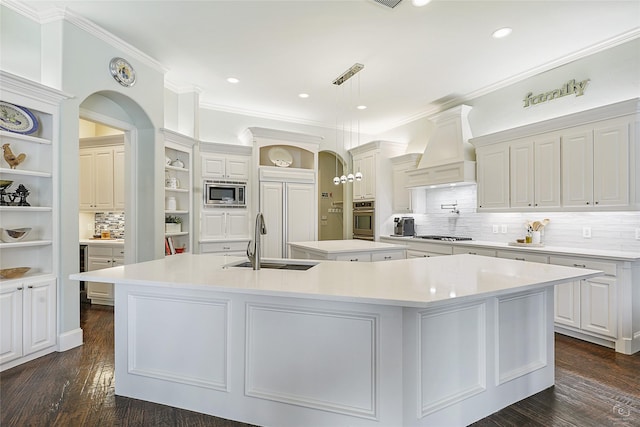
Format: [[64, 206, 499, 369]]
[[331, 63, 365, 186]]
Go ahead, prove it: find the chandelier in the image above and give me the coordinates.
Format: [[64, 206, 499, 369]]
[[332, 63, 364, 186]]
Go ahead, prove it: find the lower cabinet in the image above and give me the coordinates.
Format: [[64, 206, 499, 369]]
[[199, 240, 250, 256], [452, 246, 497, 257], [550, 256, 618, 339], [0, 277, 57, 370], [87, 245, 124, 306], [201, 210, 249, 240]]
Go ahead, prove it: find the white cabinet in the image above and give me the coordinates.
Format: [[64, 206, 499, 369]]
[[202, 153, 249, 180], [510, 136, 561, 209], [260, 180, 316, 258], [476, 143, 510, 210], [79, 140, 125, 212], [163, 130, 195, 254], [562, 119, 630, 208], [496, 250, 549, 264], [352, 152, 376, 200], [391, 153, 421, 213], [550, 256, 618, 339], [201, 210, 249, 240], [1, 278, 57, 369], [452, 246, 497, 257], [86, 245, 124, 306]]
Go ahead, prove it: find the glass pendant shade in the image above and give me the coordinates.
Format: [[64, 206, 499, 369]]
[[355, 171, 363, 181], [333, 176, 341, 185], [340, 175, 347, 184], [347, 173, 355, 182]]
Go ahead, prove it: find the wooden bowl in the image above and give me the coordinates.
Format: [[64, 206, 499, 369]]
[[0, 267, 30, 279]]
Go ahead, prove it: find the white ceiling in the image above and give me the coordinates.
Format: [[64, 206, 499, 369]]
[[21, 0, 640, 134]]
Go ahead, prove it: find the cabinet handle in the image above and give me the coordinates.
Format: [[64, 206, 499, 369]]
[[573, 263, 586, 268], [223, 246, 230, 250], [350, 258, 359, 262], [28, 285, 33, 288], [469, 252, 477, 255], [586, 201, 590, 205], [17, 287, 23, 290], [384, 256, 392, 260], [595, 201, 599, 205], [515, 257, 525, 261]]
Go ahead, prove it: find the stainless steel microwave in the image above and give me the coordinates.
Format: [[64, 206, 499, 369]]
[[203, 180, 246, 208]]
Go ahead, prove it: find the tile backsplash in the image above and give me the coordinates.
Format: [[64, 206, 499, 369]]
[[95, 212, 125, 239], [405, 185, 640, 252]]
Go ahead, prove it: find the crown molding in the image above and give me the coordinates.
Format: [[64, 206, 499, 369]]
[[3, 0, 167, 74], [164, 79, 203, 95]]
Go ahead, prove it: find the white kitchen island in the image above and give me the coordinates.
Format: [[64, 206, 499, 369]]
[[289, 239, 407, 262], [70, 254, 600, 427]]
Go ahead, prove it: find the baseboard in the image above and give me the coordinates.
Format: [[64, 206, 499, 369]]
[[58, 328, 84, 352]]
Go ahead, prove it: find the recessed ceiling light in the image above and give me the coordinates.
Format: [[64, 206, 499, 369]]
[[226, 77, 239, 84], [356, 105, 367, 110], [412, 0, 432, 6], [492, 27, 512, 39], [298, 93, 309, 98]]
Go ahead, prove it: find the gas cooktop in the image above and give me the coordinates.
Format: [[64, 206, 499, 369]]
[[416, 235, 473, 241]]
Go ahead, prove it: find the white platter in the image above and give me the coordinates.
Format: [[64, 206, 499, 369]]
[[268, 147, 293, 167]]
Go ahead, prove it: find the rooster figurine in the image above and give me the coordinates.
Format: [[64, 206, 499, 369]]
[[2, 143, 27, 169]]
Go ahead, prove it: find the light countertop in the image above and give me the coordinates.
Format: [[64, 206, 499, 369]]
[[288, 239, 407, 254], [70, 253, 600, 309], [381, 236, 640, 262]]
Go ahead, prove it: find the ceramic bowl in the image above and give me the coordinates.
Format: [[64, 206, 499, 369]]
[[1, 227, 32, 242], [0, 267, 30, 279]]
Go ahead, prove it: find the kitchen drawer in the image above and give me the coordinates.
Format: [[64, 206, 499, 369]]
[[371, 250, 406, 262], [549, 256, 616, 276], [407, 250, 446, 258], [452, 247, 497, 257], [335, 253, 371, 262], [406, 241, 453, 255], [497, 251, 549, 264], [200, 240, 249, 254], [88, 246, 114, 257]]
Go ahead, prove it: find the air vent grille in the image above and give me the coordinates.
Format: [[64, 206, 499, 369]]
[[373, 0, 402, 8]]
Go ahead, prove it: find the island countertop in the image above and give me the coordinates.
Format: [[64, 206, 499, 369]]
[[288, 239, 407, 254], [70, 253, 600, 309]]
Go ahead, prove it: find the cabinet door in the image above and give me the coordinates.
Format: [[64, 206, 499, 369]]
[[23, 278, 56, 355], [361, 153, 376, 199], [93, 148, 115, 210], [352, 156, 364, 200], [113, 146, 125, 210], [202, 154, 226, 178], [226, 157, 249, 180], [554, 281, 581, 328], [286, 182, 316, 254], [593, 121, 629, 207], [335, 253, 370, 262], [476, 144, 510, 209], [561, 128, 593, 207], [88, 257, 112, 271], [510, 140, 534, 208], [581, 276, 617, 338], [392, 166, 412, 213], [534, 136, 561, 208], [226, 211, 249, 239], [201, 211, 227, 240], [260, 182, 284, 258], [371, 250, 406, 261], [0, 285, 23, 364], [79, 150, 96, 210]]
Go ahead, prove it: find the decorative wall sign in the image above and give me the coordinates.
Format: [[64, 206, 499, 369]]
[[109, 57, 137, 87], [523, 79, 590, 108]]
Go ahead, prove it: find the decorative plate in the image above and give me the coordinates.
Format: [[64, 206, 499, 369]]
[[268, 147, 293, 168], [109, 57, 136, 87], [0, 101, 39, 135]]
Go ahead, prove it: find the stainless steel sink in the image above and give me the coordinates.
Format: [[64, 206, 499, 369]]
[[230, 261, 317, 271]]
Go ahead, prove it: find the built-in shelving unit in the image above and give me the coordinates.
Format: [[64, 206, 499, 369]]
[[162, 129, 196, 254], [0, 70, 68, 371]]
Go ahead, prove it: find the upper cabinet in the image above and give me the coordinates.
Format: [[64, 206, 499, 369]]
[[390, 153, 421, 213], [472, 99, 639, 212], [562, 118, 630, 208], [352, 151, 376, 200], [79, 136, 125, 212], [202, 153, 249, 180]]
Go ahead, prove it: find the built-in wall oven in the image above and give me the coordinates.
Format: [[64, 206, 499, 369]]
[[353, 201, 374, 241]]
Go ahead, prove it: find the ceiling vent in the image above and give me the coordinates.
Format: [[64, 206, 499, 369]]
[[372, 0, 402, 8]]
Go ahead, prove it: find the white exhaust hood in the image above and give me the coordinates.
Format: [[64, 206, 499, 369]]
[[406, 105, 476, 188]]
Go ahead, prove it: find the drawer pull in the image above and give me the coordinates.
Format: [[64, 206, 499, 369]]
[[468, 252, 477, 255], [384, 256, 392, 260], [223, 246, 230, 250], [28, 285, 33, 288], [573, 263, 586, 268], [17, 287, 23, 290], [350, 258, 359, 262], [515, 257, 525, 261]]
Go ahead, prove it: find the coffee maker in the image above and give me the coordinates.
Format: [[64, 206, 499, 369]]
[[394, 217, 415, 237]]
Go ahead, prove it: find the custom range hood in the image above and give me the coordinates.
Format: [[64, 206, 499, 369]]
[[406, 105, 476, 188]]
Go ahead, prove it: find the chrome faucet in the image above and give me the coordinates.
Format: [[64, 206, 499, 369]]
[[247, 212, 267, 270]]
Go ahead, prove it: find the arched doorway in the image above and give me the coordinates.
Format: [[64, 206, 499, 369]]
[[318, 151, 345, 240]]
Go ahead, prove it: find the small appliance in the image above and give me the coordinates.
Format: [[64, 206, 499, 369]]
[[204, 180, 246, 208], [394, 217, 415, 237]]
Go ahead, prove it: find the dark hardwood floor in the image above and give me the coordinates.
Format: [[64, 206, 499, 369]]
[[1, 303, 639, 426]]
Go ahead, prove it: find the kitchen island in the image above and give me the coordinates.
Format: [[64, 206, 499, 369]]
[[70, 254, 600, 427], [289, 239, 407, 262]]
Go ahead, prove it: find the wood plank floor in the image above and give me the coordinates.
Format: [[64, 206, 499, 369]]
[[1, 303, 639, 426]]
